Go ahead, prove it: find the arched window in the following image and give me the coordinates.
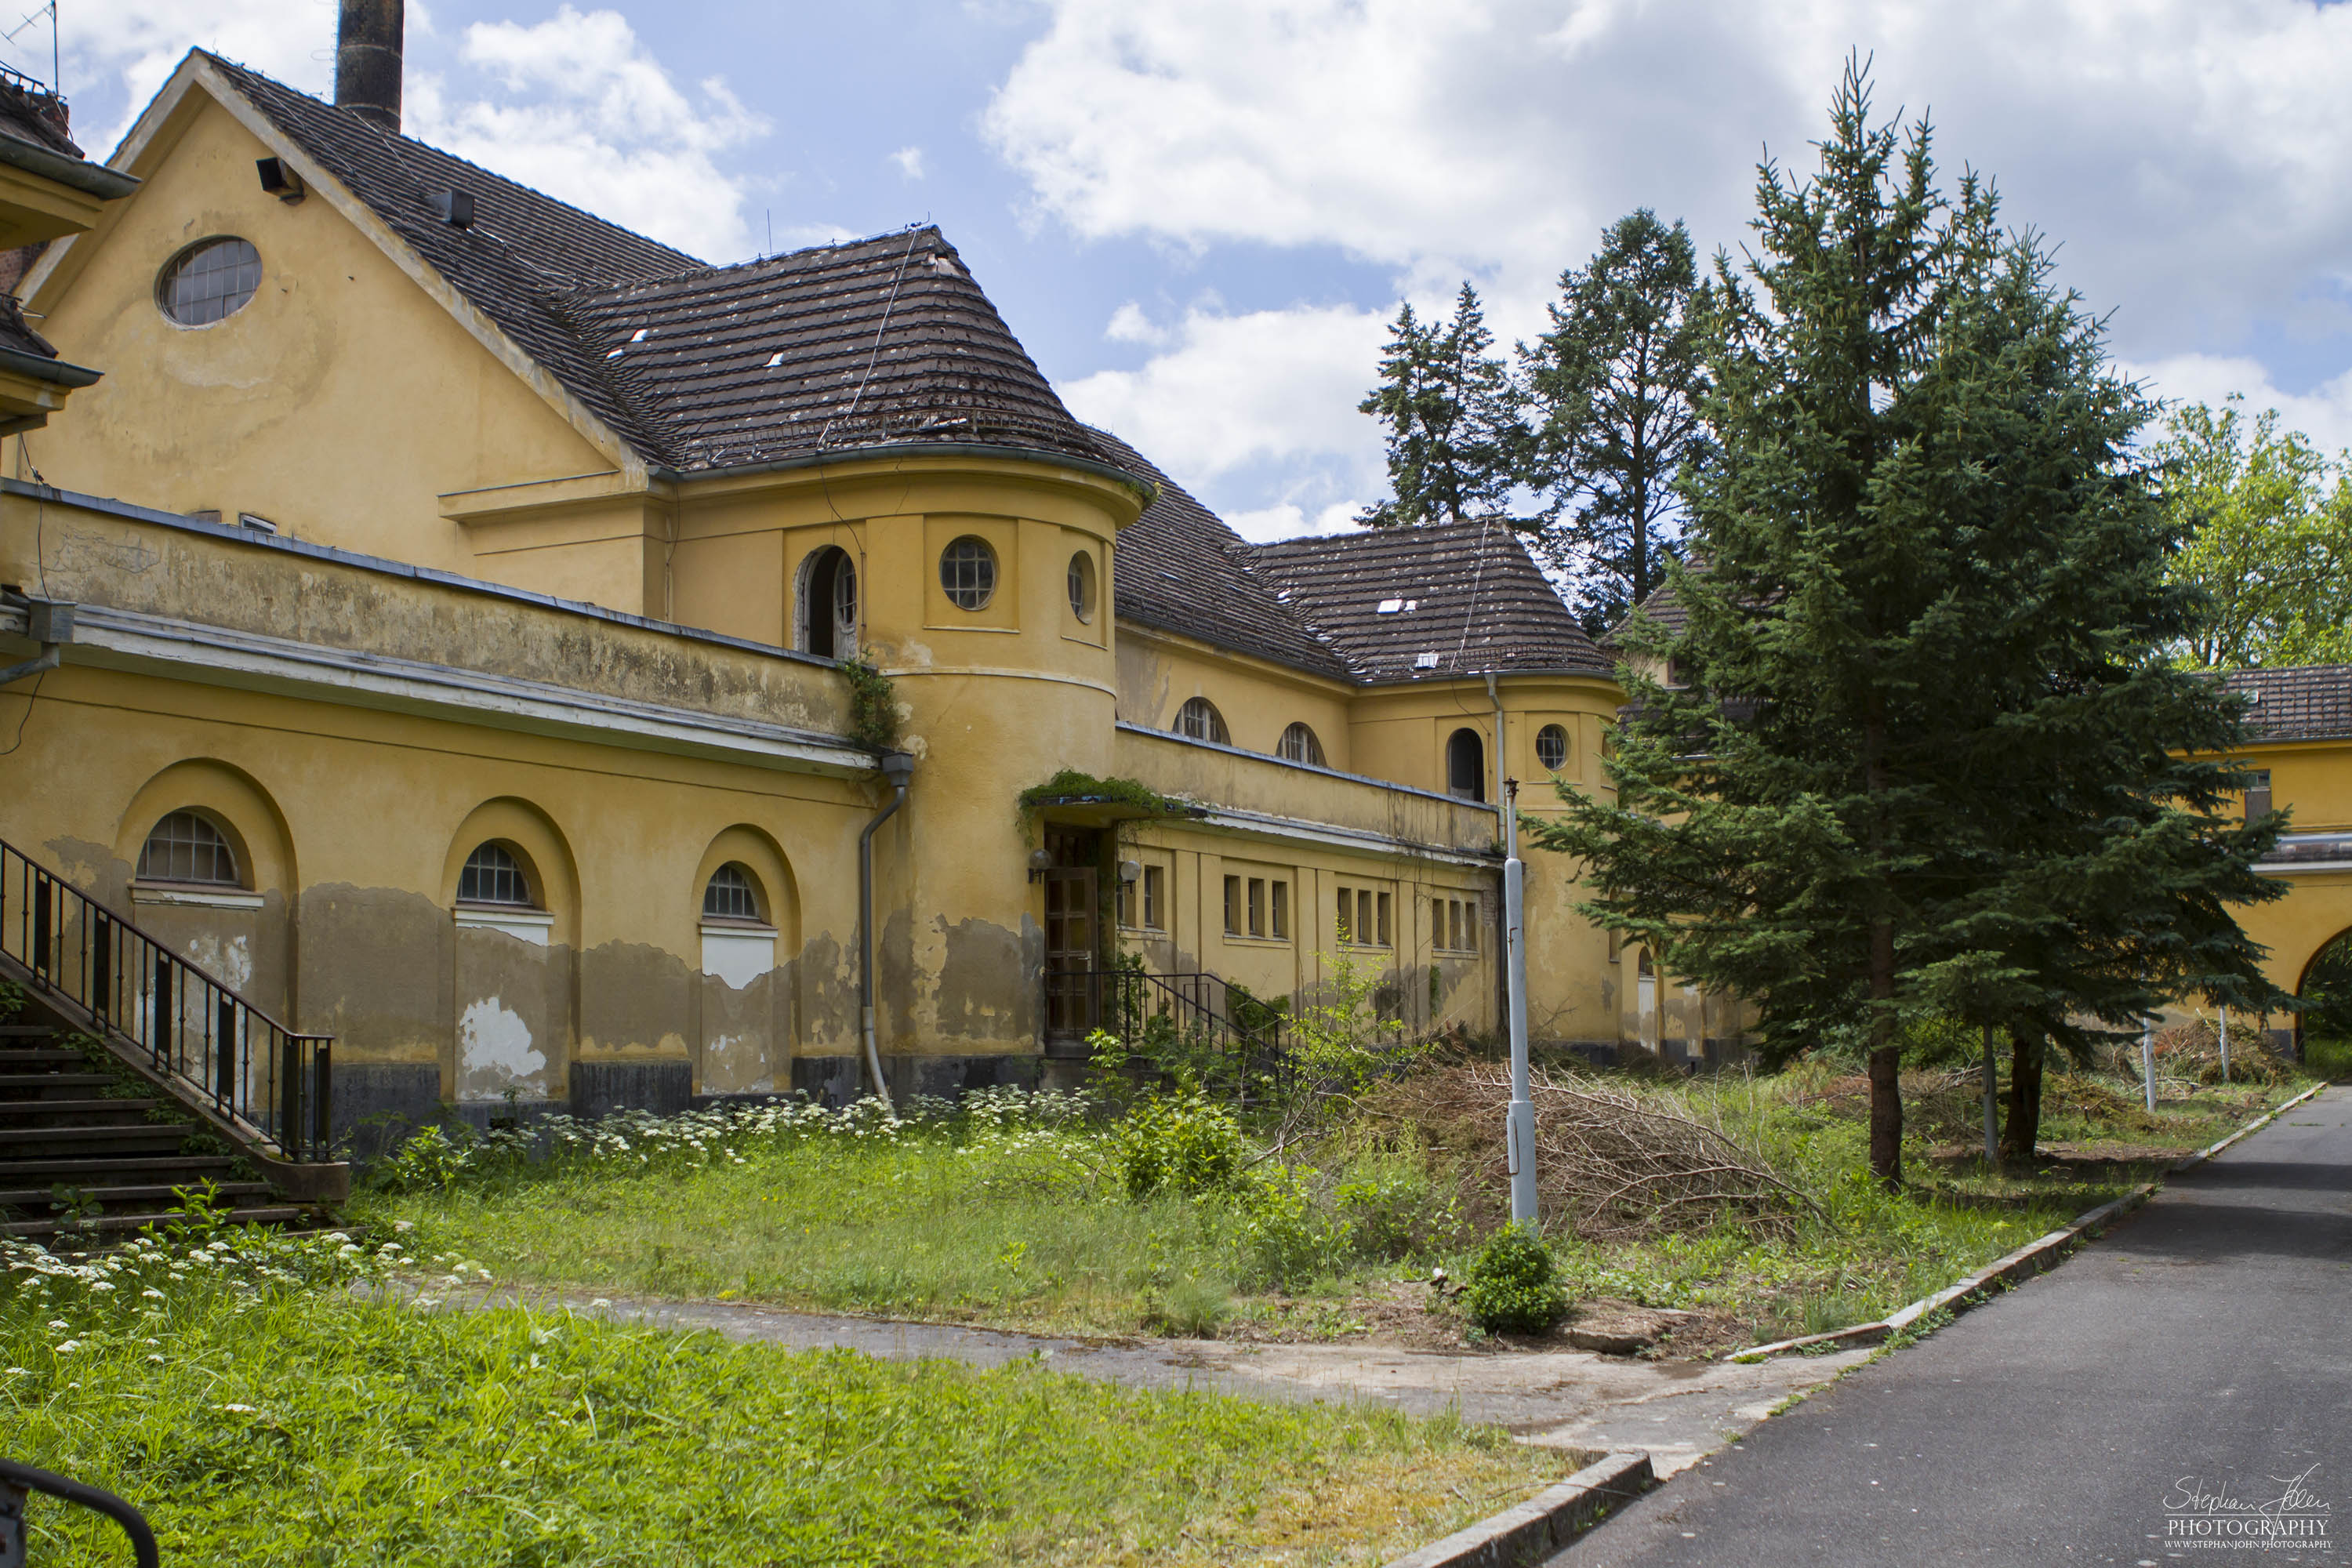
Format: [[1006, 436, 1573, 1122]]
[[939, 535, 998, 611], [1177, 697, 1229, 744], [1279, 722, 1327, 767], [157, 237, 262, 326], [1067, 550, 1098, 623], [136, 811, 241, 886], [457, 842, 534, 907], [1446, 728, 1485, 801], [800, 546, 858, 659], [1535, 724, 1570, 771], [702, 862, 767, 924]]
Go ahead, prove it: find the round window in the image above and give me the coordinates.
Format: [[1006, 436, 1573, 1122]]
[[940, 535, 998, 612], [1067, 550, 1097, 622], [1536, 724, 1570, 771], [158, 237, 263, 326]]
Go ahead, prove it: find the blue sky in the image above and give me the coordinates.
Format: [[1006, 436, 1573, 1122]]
[[28, 1, 2352, 538]]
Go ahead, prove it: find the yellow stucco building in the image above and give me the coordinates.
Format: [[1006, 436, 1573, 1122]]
[[1, 16, 2342, 1195], [0, 38, 1646, 1157]]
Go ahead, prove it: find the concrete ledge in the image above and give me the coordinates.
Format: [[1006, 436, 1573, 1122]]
[[1726, 1080, 2330, 1363], [1380, 1450, 1654, 1568]]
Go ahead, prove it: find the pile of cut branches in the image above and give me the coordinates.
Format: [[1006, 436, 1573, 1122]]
[[1356, 1062, 1817, 1241]]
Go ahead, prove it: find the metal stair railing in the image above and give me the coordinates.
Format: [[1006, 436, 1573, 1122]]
[[1045, 966, 1294, 1093], [0, 834, 333, 1163]]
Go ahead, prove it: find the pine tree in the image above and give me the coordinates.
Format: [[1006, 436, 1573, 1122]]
[[1522, 209, 1707, 636], [1358, 283, 1523, 526], [1534, 60, 2285, 1186]]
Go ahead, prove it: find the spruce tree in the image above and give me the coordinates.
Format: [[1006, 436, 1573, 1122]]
[[1358, 283, 1523, 526], [1535, 61, 2285, 1185], [1522, 209, 1707, 636]]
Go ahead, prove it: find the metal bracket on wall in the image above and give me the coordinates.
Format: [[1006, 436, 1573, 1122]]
[[0, 594, 71, 687]]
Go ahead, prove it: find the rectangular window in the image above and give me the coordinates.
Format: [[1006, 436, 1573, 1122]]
[[1337, 886, 1353, 942], [1247, 877, 1266, 938], [1445, 898, 1461, 951], [2245, 769, 2274, 822], [1464, 897, 1479, 953], [1270, 881, 1289, 941], [1223, 875, 1242, 935], [1118, 875, 1138, 929], [1357, 890, 1374, 948], [1143, 866, 1164, 931], [1376, 891, 1392, 946]]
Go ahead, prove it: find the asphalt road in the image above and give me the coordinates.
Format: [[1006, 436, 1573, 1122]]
[[1552, 1085, 2352, 1568]]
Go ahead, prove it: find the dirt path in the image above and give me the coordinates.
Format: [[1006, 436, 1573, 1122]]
[[387, 1285, 1868, 1477]]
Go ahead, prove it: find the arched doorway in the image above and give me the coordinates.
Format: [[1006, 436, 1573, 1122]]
[[798, 546, 858, 659], [1446, 728, 1485, 801], [2297, 930, 2352, 1080]]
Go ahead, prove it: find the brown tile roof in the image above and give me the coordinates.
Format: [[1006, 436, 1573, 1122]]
[[207, 59, 1117, 479], [2222, 665, 2352, 743], [1249, 521, 1610, 684], [561, 229, 1116, 474], [1088, 428, 1350, 681]]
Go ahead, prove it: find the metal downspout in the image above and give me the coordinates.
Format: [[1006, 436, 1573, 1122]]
[[858, 750, 914, 1111]]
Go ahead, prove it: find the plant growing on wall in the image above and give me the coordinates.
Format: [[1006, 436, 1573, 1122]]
[[838, 654, 901, 753]]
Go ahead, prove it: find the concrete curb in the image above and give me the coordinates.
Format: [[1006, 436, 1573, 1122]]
[[1725, 1080, 2329, 1364], [1378, 1450, 1656, 1568]]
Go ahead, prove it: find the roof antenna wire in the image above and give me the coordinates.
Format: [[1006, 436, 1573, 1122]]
[[816, 226, 923, 452]]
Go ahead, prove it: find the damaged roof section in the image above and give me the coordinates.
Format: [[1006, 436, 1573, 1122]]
[[565, 227, 1116, 475], [1249, 520, 1611, 683]]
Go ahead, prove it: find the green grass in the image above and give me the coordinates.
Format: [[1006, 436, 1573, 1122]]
[[354, 1062, 2316, 1352], [2304, 1035, 2352, 1083], [2, 1230, 1563, 1567]]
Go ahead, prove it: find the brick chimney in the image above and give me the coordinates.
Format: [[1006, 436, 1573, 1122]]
[[334, 0, 404, 133]]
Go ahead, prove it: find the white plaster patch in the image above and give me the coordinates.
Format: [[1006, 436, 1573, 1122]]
[[701, 930, 776, 990], [458, 998, 547, 1099], [183, 933, 254, 993]]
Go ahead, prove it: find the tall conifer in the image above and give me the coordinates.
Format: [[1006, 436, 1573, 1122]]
[[1359, 283, 1522, 526], [1537, 62, 2285, 1185]]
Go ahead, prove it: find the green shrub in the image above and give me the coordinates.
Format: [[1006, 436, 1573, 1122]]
[[1230, 1167, 1349, 1290], [1335, 1160, 1463, 1261], [0, 978, 23, 1022], [369, 1123, 476, 1192], [1461, 1225, 1569, 1334], [1114, 1091, 1243, 1199]]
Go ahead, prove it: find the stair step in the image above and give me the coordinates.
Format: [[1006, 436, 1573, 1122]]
[[0, 1050, 87, 1067], [0, 1098, 162, 1119], [0, 1155, 242, 1182], [0, 1181, 274, 1208], [2, 1207, 306, 1238], [0, 1126, 194, 1155], [0, 1073, 116, 1092], [0, 1025, 57, 1037]]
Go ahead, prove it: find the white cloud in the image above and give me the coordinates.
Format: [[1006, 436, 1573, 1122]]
[[993, 0, 2352, 514], [1102, 301, 1166, 346], [1061, 302, 1388, 537], [1225, 501, 1365, 541], [416, 7, 766, 260], [54, 2, 764, 263], [889, 145, 925, 180], [2124, 354, 2352, 458]]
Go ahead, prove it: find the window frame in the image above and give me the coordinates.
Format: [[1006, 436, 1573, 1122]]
[[1535, 723, 1570, 772], [701, 862, 769, 927], [456, 841, 536, 909], [1142, 866, 1164, 931], [1066, 549, 1098, 623], [1177, 697, 1230, 745], [1446, 728, 1486, 801], [135, 809, 244, 889], [1222, 874, 1243, 936], [939, 535, 999, 612], [157, 236, 263, 328], [1278, 722, 1327, 767]]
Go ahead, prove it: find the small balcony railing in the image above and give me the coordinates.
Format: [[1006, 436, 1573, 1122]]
[[1, 834, 334, 1163]]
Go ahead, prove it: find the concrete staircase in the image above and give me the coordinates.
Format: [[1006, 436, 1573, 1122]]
[[0, 1015, 310, 1243]]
